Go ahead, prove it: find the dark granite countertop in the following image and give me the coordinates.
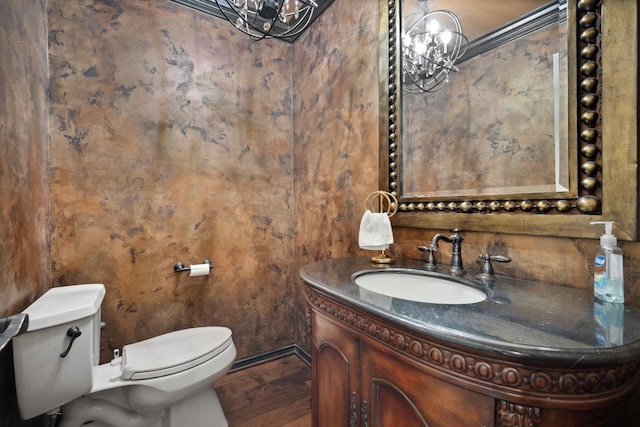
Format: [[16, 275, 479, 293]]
[[300, 257, 640, 367]]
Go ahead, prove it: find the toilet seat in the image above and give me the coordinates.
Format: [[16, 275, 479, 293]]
[[121, 327, 232, 380]]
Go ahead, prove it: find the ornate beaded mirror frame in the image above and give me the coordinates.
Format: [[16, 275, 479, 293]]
[[379, 0, 638, 240]]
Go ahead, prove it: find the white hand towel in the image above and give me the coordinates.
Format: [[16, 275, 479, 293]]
[[358, 210, 394, 251]]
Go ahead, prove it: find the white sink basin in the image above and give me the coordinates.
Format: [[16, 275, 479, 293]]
[[354, 271, 487, 305]]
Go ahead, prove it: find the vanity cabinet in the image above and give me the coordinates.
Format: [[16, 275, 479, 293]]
[[311, 311, 360, 427], [360, 341, 494, 426], [303, 256, 640, 427], [312, 311, 494, 426]]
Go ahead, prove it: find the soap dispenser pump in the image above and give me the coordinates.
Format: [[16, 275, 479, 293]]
[[591, 221, 624, 303]]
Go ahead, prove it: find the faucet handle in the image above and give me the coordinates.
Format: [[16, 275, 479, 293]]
[[477, 254, 511, 280], [418, 245, 438, 271]]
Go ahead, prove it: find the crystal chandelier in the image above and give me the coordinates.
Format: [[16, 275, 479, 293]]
[[213, 0, 319, 41], [402, 0, 468, 93]]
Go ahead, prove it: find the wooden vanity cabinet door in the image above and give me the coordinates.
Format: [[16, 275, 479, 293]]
[[311, 311, 361, 427], [360, 342, 495, 427]]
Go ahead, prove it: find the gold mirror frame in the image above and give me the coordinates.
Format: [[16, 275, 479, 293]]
[[379, 0, 638, 240]]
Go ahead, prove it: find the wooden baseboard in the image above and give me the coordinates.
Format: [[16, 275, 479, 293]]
[[230, 344, 311, 372], [294, 344, 311, 365]]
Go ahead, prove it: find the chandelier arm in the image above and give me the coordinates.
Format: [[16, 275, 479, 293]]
[[213, 0, 318, 40], [273, 8, 315, 37], [212, 1, 263, 39], [297, 0, 319, 7], [251, 0, 287, 38], [415, 53, 460, 73]]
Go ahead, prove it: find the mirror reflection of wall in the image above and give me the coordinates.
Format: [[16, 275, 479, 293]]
[[402, 16, 567, 198], [386, 0, 638, 240], [400, 1, 567, 199]]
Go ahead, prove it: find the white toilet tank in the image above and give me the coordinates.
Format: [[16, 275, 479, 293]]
[[12, 284, 106, 420]]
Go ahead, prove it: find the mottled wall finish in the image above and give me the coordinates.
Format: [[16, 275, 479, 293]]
[[403, 24, 567, 197], [292, 0, 380, 352], [0, 0, 50, 321], [48, 0, 296, 361], [0, 1, 50, 425]]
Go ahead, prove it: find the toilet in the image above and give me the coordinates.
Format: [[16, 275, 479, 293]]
[[12, 283, 236, 427]]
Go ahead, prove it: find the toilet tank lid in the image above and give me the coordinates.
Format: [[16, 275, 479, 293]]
[[24, 284, 106, 331]]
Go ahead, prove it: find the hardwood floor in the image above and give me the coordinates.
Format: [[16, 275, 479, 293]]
[[215, 353, 312, 427]]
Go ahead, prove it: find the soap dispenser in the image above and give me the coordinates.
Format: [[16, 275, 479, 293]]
[[591, 221, 624, 303], [594, 300, 624, 347]]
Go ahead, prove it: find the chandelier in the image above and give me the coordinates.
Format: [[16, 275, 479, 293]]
[[212, 0, 319, 41], [402, 0, 468, 93]]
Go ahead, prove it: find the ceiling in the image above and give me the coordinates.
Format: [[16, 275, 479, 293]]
[[405, 0, 552, 42], [170, 0, 553, 43]]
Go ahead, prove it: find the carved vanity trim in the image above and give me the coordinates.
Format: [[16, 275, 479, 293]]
[[306, 286, 640, 406], [497, 400, 542, 427]]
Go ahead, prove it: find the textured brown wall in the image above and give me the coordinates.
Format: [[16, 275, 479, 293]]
[[292, 0, 381, 351], [0, 1, 50, 425], [0, 0, 50, 318], [47, 0, 296, 361]]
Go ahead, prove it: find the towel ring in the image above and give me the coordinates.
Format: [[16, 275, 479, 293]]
[[364, 190, 398, 265], [365, 190, 398, 217]]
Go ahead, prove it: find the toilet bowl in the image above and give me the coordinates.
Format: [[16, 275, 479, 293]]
[[12, 284, 236, 427]]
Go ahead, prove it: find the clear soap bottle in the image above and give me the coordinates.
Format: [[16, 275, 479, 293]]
[[594, 300, 624, 346], [591, 221, 624, 303]]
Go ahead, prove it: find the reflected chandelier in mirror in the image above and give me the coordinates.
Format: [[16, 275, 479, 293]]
[[402, 1, 468, 93], [402, 1, 567, 202], [378, 0, 639, 240]]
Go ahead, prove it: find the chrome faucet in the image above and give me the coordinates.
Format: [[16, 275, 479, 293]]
[[419, 229, 465, 275]]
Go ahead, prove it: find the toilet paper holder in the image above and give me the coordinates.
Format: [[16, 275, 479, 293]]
[[173, 259, 214, 274]]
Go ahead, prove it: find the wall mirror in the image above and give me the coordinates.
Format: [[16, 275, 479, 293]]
[[378, 0, 638, 240]]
